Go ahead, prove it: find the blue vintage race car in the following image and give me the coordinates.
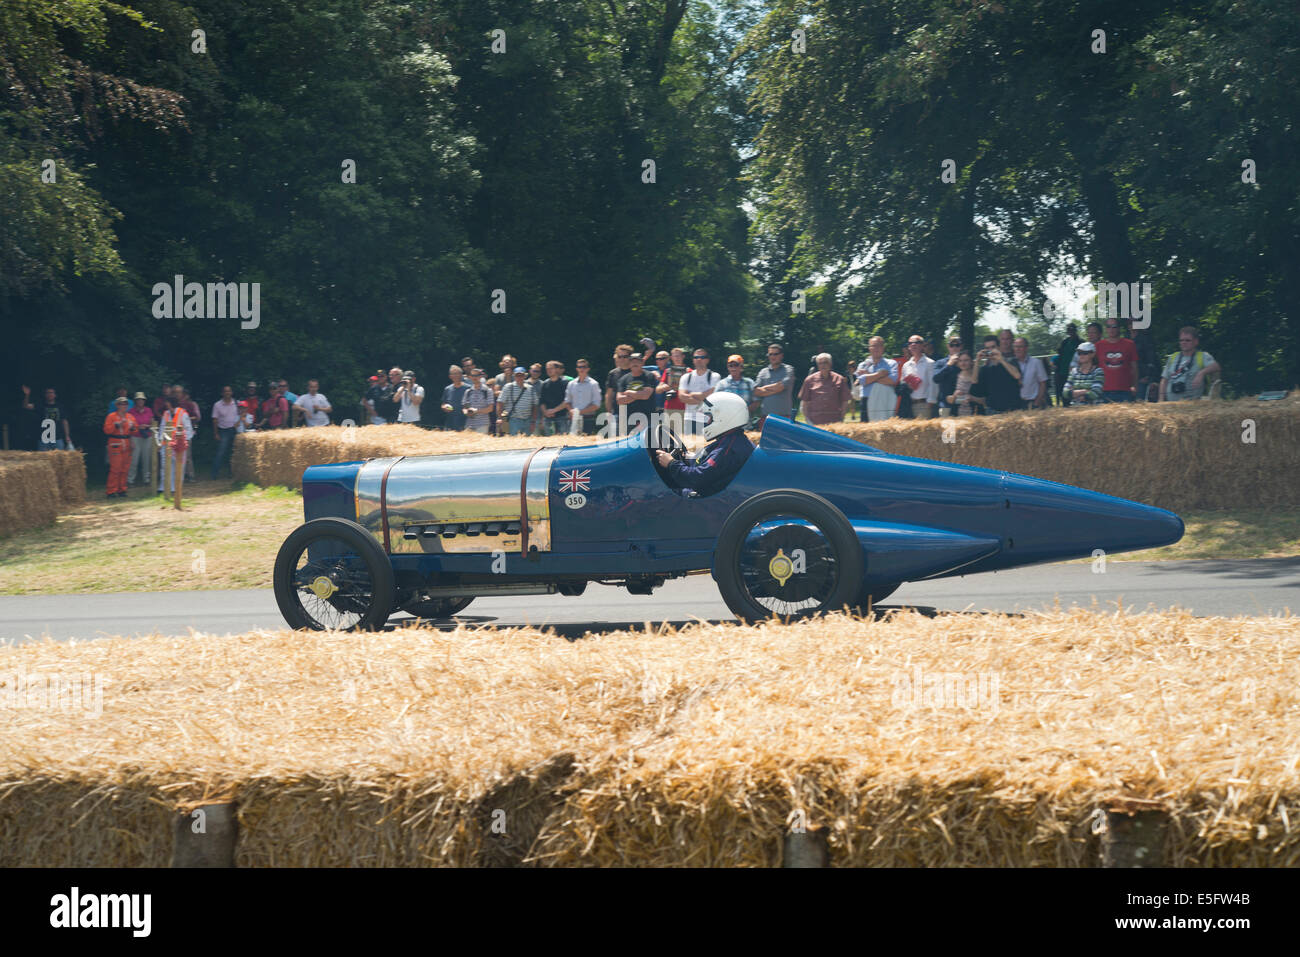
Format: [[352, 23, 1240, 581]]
[[273, 416, 1184, 629]]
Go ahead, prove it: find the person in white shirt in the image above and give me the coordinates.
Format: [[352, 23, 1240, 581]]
[[562, 359, 603, 434], [210, 385, 241, 480], [855, 336, 898, 421], [678, 349, 721, 435], [394, 370, 425, 424], [1012, 338, 1048, 408], [155, 397, 193, 496], [293, 379, 333, 426], [900, 335, 936, 419]]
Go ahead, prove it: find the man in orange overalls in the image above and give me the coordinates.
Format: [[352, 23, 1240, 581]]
[[102, 395, 138, 498]]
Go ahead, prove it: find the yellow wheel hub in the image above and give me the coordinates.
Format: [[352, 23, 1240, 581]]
[[768, 548, 795, 587], [309, 575, 338, 599]]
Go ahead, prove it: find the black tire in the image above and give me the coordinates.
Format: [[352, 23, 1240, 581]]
[[274, 517, 395, 631], [849, 582, 900, 615], [713, 489, 864, 623], [402, 596, 475, 620]]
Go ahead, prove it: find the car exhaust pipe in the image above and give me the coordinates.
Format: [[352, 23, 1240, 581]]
[[418, 583, 558, 599]]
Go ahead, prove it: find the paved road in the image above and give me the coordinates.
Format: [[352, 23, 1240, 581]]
[[1, 558, 1295, 644]]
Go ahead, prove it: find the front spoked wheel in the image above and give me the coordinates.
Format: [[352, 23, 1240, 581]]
[[714, 490, 863, 622], [273, 518, 395, 631]]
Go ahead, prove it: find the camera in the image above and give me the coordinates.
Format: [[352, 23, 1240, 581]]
[[1171, 381, 1186, 394]]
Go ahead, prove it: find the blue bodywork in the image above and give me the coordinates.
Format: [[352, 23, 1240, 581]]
[[300, 416, 1183, 591]]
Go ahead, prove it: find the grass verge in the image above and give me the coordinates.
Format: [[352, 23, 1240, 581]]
[[0, 483, 300, 594]]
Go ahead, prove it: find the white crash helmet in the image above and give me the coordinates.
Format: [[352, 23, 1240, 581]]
[[701, 391, 749, 440]]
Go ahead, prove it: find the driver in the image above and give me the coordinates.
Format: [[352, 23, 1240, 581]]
[[654, 391, 753, 496]]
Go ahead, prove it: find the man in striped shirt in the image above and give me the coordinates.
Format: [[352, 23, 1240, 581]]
[[497, 366, 539, 435], [462, 369, 495, 433]]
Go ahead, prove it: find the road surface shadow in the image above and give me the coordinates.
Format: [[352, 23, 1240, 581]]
[[1143, 557, 1300, 581], [384, 604, 1013, 637]]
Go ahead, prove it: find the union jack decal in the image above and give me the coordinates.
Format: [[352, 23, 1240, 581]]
[[559, 468, 591, 492]]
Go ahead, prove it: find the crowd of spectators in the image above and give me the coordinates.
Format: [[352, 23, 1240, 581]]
[[10, 322, 1226, 497], [345, 343, 798, 439]]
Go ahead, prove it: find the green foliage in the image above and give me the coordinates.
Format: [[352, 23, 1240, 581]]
[[4, 0, 755, 451], [5, 0, 1297, 459], [745, 0, 1299, 394]]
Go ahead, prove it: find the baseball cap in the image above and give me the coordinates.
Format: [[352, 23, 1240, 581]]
[[514, 366, 527, 374], [368, 375, 380, 382], [133, 392, 146, 400], [402, 370, 414, 378], [1076, 342, 1096, 353], [114, 395, 129, 404], [727, 354, 744, 365]]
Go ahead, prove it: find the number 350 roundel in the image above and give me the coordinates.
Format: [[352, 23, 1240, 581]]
[[560, 469, 591, 510]]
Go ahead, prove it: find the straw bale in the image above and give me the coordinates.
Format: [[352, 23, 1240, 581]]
[[231, 401, 1299, 511], [0, 450, 86, 540], [46, 449, 86, 507], [829, 397, 1300, 511], [2, 610, 1298, 866], [231, 426, 604, 490], [0, 457, 60, 538], [0, 450, 85, 507]]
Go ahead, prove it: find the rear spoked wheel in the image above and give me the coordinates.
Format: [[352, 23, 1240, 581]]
[[714, 490, 863, 623], [273, 517, 394, 631]]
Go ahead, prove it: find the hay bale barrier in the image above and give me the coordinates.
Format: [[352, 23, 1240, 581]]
[[231, 425, 600, 490], [230, 399, 1299, 512], [2, 610, 1298, 867], [0, 450, 84, 538], [0, 458, 61, 538], [830, 397, 1300, 512]]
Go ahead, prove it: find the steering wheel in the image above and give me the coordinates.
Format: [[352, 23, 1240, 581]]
[[658, 419, 687, 459], [651, 419, 688, 466]]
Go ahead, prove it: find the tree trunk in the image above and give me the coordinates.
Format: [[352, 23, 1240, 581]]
[[1072, 129, 1138, 283], [956, 159, 981, 349]]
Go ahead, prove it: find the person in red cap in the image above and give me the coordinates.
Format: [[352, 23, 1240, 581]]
[[713, 354, 759, 426], [102, 396, 138, 498], [238, 381, 260, 432]]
